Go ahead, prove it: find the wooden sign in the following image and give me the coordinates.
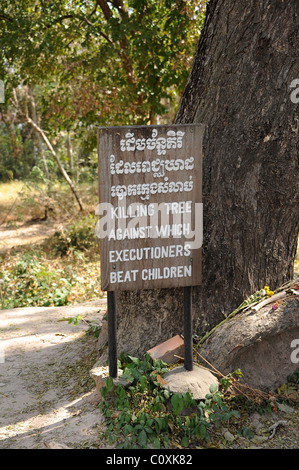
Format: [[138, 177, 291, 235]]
[[97, 124, 204, 292]]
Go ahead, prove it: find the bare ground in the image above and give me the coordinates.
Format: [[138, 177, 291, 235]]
[[0, 220, 64, 254], [0, 300, 109, 449]]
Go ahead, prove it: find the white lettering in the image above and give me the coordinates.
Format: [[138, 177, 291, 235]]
[[108, 226, 153, 240], [106, 455, 140, 467], [290, 79, 299, 104], [110, 203, 156, 219], [108, 244, 192, 262], [165, 200, 192, 215], [110, 270, 139, 284], [154, 223, 191, 238], [142, 265, 192, 281]]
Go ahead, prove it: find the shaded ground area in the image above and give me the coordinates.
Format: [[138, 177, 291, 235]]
[[0, 300, 108, 449]]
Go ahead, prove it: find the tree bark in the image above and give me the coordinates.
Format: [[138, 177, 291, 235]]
[[110, 0, 299, 358], [66, 132, 74, 177]]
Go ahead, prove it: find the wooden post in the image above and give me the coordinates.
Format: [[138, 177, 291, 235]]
[[184, 286, 193, 371], [107, 291, 117, 378]]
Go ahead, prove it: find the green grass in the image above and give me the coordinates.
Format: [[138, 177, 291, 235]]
[[0, 246, 103, 310]]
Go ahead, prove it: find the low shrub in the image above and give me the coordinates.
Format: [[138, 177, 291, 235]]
[[99, 353, 240, 449], [0, 249, 103, 309], [51, 215, 96, 256]]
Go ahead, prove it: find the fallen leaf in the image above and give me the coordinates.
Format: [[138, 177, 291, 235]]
[[156, 375, 168, 385]]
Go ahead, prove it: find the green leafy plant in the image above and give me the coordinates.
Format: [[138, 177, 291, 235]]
[[52, 215, 96, 256], [0, 248, 103, 309], [0, 251, 73, 308], [99, 353, 240, 449], [68, 314, 101, 338], [68, 315, 82, 326]]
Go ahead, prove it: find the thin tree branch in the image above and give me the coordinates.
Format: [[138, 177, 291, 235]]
[[28, 85, 50, 179], [96, 0, 112, 20], [110, 0, 128, 18], [81, 16, 113, 44], [13, 87, 84, 212]]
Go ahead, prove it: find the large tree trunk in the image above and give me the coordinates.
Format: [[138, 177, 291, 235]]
[[110, 0, 299, 358]]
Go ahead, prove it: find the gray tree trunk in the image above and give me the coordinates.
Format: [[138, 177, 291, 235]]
[[110, 0, 299, 358]]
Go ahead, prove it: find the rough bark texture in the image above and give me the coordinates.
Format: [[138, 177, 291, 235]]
[[197, 297, 299, 390], [111, 0, 299, 358]]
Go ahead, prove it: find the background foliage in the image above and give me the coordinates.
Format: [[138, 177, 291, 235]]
[[0, 0, 206, 182]]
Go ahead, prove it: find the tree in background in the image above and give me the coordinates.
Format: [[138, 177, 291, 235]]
[[0, 0, 206, 181]]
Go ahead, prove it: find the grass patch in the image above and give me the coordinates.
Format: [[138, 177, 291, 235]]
[[0, 247, 103, 309], [0, 178, 99, 226], [0, 180, 25, 204]]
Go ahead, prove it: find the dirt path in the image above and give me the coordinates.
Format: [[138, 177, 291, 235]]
[[0, 220, 63, 253], [0, 300, 108, 449]]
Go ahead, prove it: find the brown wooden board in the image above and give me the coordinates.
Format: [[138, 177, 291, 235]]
[[97, 124, 204, 291]]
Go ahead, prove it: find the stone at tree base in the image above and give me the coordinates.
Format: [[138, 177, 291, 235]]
[[89, 362, 110, 396], [222, 430, 235, 442], [198, 297, 299, 391], [162, 364, 219, 400], [147, 335, 184, 364], [89, 362, 129, 399]]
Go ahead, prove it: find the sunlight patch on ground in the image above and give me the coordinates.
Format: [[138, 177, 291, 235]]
[[0, 222, 62, 253], [0, 392, 96, 442], [0, 181, 25, 205]]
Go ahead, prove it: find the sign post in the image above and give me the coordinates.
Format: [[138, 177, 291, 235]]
[[184, 285, 193, 371], [107, 291, 117, 378], [97, 124, 204, 377]]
